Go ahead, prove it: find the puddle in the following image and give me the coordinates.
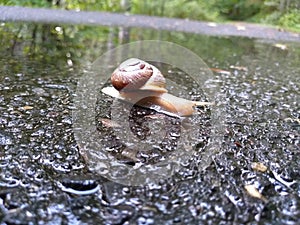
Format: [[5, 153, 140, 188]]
[[0, 22, 299, 224]]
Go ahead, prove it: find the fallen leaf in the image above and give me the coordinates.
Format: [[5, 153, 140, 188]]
[[245, 184, 267, 202], [21, 106, 34, 110], [251, 162, 267, 172], [235, 141, 242, 148], [229, 65, 248, 71], [273, 43, 287, 50], [210, 68, 231, 75], [99, 118, 121, 128]]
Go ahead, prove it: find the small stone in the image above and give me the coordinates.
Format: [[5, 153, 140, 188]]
[[251, 162, 267, 172]]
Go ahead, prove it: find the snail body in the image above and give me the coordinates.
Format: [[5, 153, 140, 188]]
[[101, 58, 212, 117]]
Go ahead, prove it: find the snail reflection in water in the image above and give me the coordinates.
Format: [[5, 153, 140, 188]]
[[101, 58, 213, 117]]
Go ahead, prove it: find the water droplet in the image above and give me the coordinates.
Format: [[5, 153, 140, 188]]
[[0, 132, 13, 145]]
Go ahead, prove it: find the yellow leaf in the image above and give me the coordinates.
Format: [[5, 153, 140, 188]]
[[251, 162, 267, 172], [245, 185, 267, 202], [21, 106, 34, 110]]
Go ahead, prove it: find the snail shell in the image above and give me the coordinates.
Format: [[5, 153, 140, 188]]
[[111, 58, 167, 93], [102, 58, 212, 117]]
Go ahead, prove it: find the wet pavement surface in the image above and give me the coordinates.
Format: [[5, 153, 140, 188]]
[[0, 21, 299, 224]]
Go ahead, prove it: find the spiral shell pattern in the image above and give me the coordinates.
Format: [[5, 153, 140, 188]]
[[111, 58, 166, 92]]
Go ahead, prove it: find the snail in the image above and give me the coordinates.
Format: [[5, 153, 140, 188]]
[[101, 58, 213, 117]]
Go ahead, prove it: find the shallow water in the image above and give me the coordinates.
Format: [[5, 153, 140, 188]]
[[0, 22, 299, 224]]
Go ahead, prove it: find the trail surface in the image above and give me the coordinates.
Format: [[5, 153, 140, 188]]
[[0, 6, 299, 42]]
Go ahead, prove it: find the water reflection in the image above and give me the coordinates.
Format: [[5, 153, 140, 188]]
[[0, 22, 263, 68]]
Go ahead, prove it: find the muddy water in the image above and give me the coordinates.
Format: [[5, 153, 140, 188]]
[[0, 23, 299, 224]]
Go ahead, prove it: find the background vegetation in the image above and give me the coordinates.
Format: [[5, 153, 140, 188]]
[[0, 0, 299, 32]]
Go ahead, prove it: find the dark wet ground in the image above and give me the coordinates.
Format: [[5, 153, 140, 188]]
[[0, 22, 299, 224]]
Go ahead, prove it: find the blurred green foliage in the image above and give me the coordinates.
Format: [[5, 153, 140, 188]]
[[0, 0, 299, 32]]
